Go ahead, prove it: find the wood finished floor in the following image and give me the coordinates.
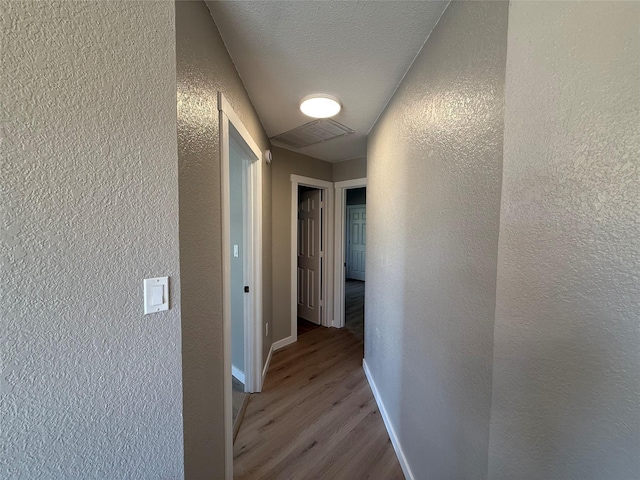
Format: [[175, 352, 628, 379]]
[[344, 280, 364, 340], [297, 316, 321, 336], [234, 281, 402, 480]]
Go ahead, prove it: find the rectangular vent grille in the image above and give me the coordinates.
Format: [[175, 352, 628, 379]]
[[271, 119, 354, 148]]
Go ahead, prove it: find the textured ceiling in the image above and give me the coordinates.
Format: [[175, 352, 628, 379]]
[[206, 1, 449, 162]]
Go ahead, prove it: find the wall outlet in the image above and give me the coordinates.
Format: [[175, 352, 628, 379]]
[[266, 322, 269, 337]]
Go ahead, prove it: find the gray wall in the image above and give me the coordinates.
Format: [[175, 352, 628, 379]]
[[488, 3, 640, 479], [366, 2, 508, 478], [271, 146, 333, 341], [1, 1, 184, 477], [333, 156, 367, 182], [176, 1, 272, 477]]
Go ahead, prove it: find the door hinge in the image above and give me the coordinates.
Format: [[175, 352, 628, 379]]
[[244, 285, 250, 293]]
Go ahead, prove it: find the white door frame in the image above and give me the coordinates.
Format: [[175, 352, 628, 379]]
[[333, 178, 367, 328], [218, 92, 263, 480], [289, 175, 334, 344]]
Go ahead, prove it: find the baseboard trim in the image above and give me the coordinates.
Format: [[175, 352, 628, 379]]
[[231, 365, 245, 384], [272, 335, 296, 351], [363, 359, 414, 480], [262, 343, 274, 384]]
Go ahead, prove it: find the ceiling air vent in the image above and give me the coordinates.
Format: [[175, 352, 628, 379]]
[[270, 119, 354, 148]]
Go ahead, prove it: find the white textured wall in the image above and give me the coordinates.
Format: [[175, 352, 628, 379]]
[[488, 3, 640, 479], [1, 1, 183, 478], [366, 2, 509, 478]]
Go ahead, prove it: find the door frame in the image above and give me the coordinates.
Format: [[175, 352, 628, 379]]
[[333, 178, 367, 328], [289, 175, 334, 344], [219, 92, 263, 480]]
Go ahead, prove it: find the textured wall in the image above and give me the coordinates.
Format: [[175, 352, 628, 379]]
[[488, 3, 640, 479], [271, 146, 333, 342], [176, 1, 271, 477], [1, 1, 184, 478], [333, 156, 367, 182], [366, 2, 508, 478]]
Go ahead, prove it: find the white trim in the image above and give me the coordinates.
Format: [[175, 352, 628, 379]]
[[218, 93, 262, 157], [334, 178, 368, 189], [272, 335, 296, 351], [363, 359, 414, 480], [290, 174, 334, 189], [218, 104, 233, 480], [290, 174, 335, 338], [231, 365, 245, 385], [262, 343, 273, 384], [333, 178, 367, 328], [218, 92, 264, 480]]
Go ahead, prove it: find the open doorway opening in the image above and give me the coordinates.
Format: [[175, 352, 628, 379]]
[[289, 175, 334, 345], [229, 128, 252, 433], [344, 187, 366, 339], [333, 178, 366, 333], [218, 92, 263, 475], [297, 185, 324, 337]]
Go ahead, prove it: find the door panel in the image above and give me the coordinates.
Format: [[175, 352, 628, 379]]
[[347, 205, 366, 281], [297, 189, 323, 325]]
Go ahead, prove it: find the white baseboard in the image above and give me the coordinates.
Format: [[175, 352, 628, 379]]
[[262, 343, 274, 384], [231, 365, 245, 384], [363, 359, 414, 480], [272, 335, 296, 351]]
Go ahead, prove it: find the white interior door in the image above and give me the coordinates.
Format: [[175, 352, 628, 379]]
[[298, 189, 323, 324], [347, 205, 366, 281]]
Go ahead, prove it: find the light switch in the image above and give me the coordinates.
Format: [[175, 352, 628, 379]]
[[233, 245, 239, 258], [151, 285, 164, 306], [144, 277, 169, 314]]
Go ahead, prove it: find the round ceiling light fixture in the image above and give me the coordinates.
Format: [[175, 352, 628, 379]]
[[299, 94, 342, 118]]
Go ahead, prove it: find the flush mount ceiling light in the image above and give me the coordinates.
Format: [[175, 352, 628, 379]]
[[299, 94, 342, 118]]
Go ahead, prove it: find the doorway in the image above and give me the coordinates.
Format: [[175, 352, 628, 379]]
[[333, 178, 367, 330], [229, 129, 251, 430], [297, 186, 323, 336], [344, 188, 366, 338], [289, 175, 334, 344], [346, 192, 366, 281], [219, 92, 263, 478]]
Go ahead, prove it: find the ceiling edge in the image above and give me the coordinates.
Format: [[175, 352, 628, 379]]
[[366, 1, 451, 136], [205, 1, 271, 144]]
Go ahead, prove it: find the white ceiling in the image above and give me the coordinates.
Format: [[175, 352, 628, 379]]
[[207, 1, 449, 163]]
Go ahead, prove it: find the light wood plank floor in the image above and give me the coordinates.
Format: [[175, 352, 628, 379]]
[[344, 280, 365, 340], [233, 312, 403, 479]]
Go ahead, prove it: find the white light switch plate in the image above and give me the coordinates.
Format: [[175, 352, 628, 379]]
[[144, 277, 169, 314]]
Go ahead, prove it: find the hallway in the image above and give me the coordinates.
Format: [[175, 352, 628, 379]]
[[233, 319, 401, 479]]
